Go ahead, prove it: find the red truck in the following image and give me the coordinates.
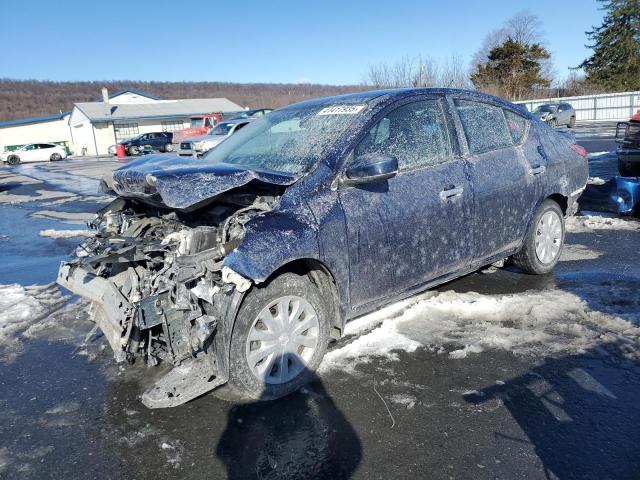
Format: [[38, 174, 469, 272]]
[[172, 113, 223, 145]]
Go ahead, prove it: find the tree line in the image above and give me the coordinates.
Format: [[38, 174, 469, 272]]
[[0, 79, 370, 122]]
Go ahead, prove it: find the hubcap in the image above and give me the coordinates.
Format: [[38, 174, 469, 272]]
[[245, 295, 319, 384], [534, 210, 562, 264]]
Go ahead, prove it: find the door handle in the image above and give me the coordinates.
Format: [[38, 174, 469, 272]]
[[529, 165, 546, 175], [439, 186, 464, 200], [537, 145, 549, 160]]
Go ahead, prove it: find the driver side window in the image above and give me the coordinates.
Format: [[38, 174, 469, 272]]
[[354, 99, 451, 170]]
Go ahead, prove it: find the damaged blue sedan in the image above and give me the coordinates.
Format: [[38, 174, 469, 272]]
[[57, 88, 588, 408]]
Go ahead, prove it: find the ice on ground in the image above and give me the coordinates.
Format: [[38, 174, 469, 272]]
[[588, 151, 614, 158], [0, 190, 77, 204], [31, 210, 96, 224], [389, 394, 417, 409], [39, 229, 94, 239], [0, 173, 43, 186], [567, 214, 640, 233], [0, 283, 69, 362], [559, 243, 603, 261], [320, 282, 640, 374]]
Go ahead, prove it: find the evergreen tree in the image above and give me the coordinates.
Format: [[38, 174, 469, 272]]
[[579, 0, 640, 91], [470, 37, 551, 100]]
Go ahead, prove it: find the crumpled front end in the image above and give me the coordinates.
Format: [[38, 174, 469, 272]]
[[57, 190, 279, 407]]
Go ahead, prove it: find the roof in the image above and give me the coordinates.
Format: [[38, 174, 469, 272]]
[[0, 111, 70, 128], [75, 98, 244, 122], [99, 89, 161, 101]]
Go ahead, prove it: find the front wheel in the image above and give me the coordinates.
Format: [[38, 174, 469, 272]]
[[163, 143, 174, 152], [128, 146, 138, 156], [221, 272, 331, 401], [511, 199, 565, 274], [50, 153, 62, 161]]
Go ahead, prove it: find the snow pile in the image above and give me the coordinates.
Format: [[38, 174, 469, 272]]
[[587, 177, 606, 185], [320, 283, 640, 374], [567, 215, 640, 233], [0, 283, 68, 362], [39, 229, 94, 239]]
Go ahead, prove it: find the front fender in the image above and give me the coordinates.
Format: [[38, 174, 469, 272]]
[[224, 205, 321, 283]]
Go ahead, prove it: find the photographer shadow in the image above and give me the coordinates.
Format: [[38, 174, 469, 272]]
[[215, 355, 362, 479]]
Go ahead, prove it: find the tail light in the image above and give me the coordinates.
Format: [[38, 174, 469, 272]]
[[571, 144, 588, 159]]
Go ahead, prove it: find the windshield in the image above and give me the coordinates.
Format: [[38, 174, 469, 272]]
[[210, 123, 234, 136], [203, 104, 363, 174], [534, 105, 557, 113], [190, 118, 204, 127]]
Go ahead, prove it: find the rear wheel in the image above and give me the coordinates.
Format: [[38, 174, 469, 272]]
[[50, 153, 61, 161], [163, 143, 174, 152], [512, 199, 565, 274], [219, 272, 330, 402], [618, 161, 638, 177], [568, 116, 576, 128], [6, 155, 20, 165]]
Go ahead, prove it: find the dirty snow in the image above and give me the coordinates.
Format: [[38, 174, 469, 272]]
[[587, 177, 606, 185], [567, 215, 640, 233], [559, 243, 603, 261], [320, 283, 640, 374], [0, 283, 68, 362], [39, 229, 94, 239], [30, 210, 96, 224]]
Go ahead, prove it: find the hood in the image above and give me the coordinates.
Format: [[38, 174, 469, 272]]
[[104, 154, 299, 210]]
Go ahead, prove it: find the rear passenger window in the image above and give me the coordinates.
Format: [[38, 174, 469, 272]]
[[354, 99, 451, 170], [454, 99, 512, 154], [504, 110, 528, 144]]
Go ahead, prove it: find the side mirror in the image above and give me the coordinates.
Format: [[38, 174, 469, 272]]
[[344, 153, 399, 185]]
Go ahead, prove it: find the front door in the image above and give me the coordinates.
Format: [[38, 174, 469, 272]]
[[338, 98, 473, 309]]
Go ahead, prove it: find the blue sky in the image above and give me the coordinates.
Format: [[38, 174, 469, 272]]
[[0, 0, 604, 85]]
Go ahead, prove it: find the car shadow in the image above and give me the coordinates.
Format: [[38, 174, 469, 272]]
[[463, 342, 640, 479], [215, 355, 362, 479]]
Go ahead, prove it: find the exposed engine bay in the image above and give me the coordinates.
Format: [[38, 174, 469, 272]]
[[57, 184, 282, 407]]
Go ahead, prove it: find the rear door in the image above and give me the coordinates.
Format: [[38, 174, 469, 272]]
[[339, 96, 473, 308], [452, 98, 540, 260]]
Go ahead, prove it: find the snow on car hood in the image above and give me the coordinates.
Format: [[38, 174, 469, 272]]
[[104, 154, 299, 210]]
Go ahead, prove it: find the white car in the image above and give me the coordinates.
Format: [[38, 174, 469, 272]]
[[178, 119, 252, 157], [1, 143, 68, 165]]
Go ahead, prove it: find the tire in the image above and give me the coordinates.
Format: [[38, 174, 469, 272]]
[[547, 118, 558, 128], [164, 143, 174, 152], [220, 272, 331, 402], [568, 116, 576, 128], [511, 199, 565, 275], [50, 153, 61, 161], [128, 146, 138, 156], [6, 155, 20, 165], [618, 161, 638, 177]]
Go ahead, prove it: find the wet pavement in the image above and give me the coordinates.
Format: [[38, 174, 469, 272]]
[[1, 126, 639, 479]]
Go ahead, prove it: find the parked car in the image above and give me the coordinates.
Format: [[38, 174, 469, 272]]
[[533, 103, 576, 128], [110, 132, 174, 156], [615, 111, 640, 176], [1, 143, 67, 165], [225, 108, 273, 120], [178, 119, 253, 157], [58, 88, 588, 408]]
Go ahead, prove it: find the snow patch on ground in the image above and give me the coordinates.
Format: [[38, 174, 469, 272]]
[[0, 190, 76, 204], [560, 243, 603, 261], [321, 283, 640, 374], [0, 283, 70, 362], [39, 229, 94, 239], [587, 176, 606, 185], [30, 210, 96, 225], [566, 214, 640, 233]]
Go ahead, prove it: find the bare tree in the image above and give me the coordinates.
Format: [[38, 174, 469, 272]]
[[440, 54, 470, 88]]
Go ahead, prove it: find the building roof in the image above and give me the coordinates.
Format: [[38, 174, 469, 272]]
[[75, 98, 244, 122], [100, 89, 161, 101], [0, 111, 70, 128]]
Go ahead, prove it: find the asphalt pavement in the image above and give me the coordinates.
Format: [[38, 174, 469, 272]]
[[0, 123, 639, 480]]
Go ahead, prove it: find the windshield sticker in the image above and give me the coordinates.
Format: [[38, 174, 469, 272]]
[[317, 105, 365, 116]]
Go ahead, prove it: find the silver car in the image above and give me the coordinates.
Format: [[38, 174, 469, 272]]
[[533, 103, 576, 128], [178, 119, 253, 157]]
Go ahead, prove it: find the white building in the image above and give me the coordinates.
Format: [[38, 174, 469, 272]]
[[0, 89, 243, 156]]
